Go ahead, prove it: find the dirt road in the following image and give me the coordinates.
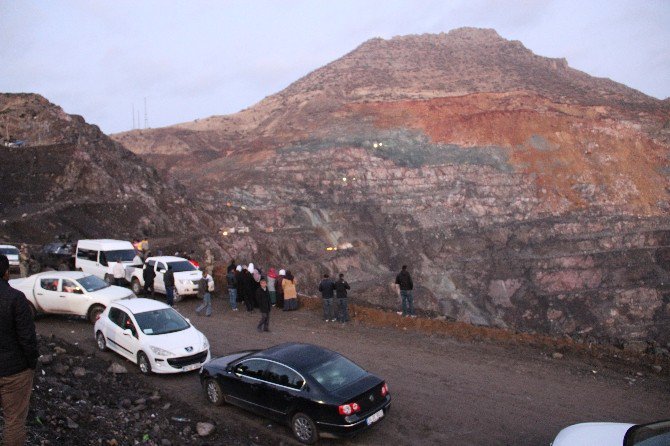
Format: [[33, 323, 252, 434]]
[[35, 296, 670, 445]]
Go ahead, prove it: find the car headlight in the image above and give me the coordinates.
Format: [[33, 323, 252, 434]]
[[202, 337, 209, 351], [149, 345, 173, 356]]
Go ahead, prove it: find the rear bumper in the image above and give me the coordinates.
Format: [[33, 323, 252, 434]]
[[316, 399, 391, 439]]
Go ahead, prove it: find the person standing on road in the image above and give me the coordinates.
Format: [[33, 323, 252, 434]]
[[256, 278, 271, 332], [239, 265, 255, 312], [164, 265, 175, 307], [226, 266, 238, 311], [318, 273, 336, 322], [276, 269, 286, 309], [267, 268, 278, 307], [142, 263, 156, 297], [282, 270, 297, 311], [18, 245, 29, 278], [195, 269, 215, 317], [335, 273, 351, 323], [395, 265, 415, 317], [0, 254, 39, 446], [112, 260, 126, 287]]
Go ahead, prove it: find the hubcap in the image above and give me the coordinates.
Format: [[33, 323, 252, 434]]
[[294, 416, 312, 441], [139, 356, 149, 373], [96, 334, 105, 349]]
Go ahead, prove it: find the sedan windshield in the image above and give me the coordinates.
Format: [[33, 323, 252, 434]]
[[306, 355, 367, 392], [134, 308, 190, 335], [77, 275, 110, 292], [167, 261, 197, 272]]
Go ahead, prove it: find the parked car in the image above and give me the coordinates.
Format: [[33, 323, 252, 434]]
[[9, 271, 135, 323], [200, 343, 391, 444], [551, 419, 670, 446], [94, 298, 210, 374], [36, 241, 76, 271], [75, 239, 137, 283], [127, 256, 202, 301], [0, 244, 20, 271]]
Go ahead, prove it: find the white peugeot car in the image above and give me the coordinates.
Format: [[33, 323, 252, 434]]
[[551, 419, 670, 446], [94, 298, 210, 374]]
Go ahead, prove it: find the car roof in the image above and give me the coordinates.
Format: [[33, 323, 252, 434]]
[[77, 239, 134, 248], [112, 297, 170, 314], [146, 256, 188, 262], [31, 271, 89, 280], [254, 343, 339, 370]]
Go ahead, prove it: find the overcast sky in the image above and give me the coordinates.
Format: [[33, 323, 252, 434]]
[[1, 0, 668, 134]]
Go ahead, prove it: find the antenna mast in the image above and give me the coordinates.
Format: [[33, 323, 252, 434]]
[[144, 97, 149, 129]]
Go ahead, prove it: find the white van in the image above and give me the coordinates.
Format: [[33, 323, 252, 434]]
[[75, 239, 136, 283]]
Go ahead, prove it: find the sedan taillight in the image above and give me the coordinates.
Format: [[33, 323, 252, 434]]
[[381, 382, 389, 396], [338, 402, 361, 416]]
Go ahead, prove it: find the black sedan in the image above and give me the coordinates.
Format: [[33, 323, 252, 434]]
[[200, 342, 391, 444]]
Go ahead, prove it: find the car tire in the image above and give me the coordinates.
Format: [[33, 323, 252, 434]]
[[174, 289, 182, 303], [96, 331, 107, 351], [204, 378, 225, 406], [291, 412, 318, 445], [87, 304, 105, 324], [131, 278, 142, 295], [137, 351, 152, 375]]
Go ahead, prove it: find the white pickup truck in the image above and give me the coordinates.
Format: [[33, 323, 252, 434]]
[[9, 271, 135, 323], [127, 256, 202, 302]]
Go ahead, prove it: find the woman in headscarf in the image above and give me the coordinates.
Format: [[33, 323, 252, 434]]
[[282, 270, 298, 311], [267, 267, 278, 306]]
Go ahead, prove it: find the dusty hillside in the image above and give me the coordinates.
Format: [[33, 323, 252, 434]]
[[0, 93, 218, 248], [114, 29, 670, 347]]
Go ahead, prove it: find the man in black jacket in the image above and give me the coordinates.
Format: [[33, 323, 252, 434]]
[[395, 265, 415, 317], [0, 254, 39, 446], [318, 273, 336, 322], [256, 278, 271, 332], [164, 265, 175, 306], [334, 273, 351, 323], [142, 263, 156, 297]]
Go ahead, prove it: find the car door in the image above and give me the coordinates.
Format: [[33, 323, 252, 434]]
[[61, 279, 89, 315], [35, 277, 69, 313], [227, 359, 271, 412], [154, 261, 166, 293], [262, 361, 306, 417], [105, 307, 139, 361]]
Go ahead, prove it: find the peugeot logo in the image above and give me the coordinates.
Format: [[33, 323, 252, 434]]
[[185, 346, 193, 352]]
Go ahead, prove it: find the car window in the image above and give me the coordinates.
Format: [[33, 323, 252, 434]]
[[121, 313, 138, 338], [156, 262, 166, 272], [104, 249, 136, 263], [306, 355, 367, 392], [134, 308, 190, 335], [0, 247, 19, 255], [167, 261, 197, 272], [40, 278, 60, 291], [625, 420, 670, 446], [264, 362, 305, 389], [62, 279, 83, 294], [235, 359, 268, 380], [77, 275, 109, 292], [108, 307, 126, 328], [146, 260, 156, 268]]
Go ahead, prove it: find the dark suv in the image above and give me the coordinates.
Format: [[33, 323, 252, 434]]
[[36, 241, 76, 271]]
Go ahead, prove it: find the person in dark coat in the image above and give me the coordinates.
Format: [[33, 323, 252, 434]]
[[143, 263, 156, 297], [0, 254, 39, 446], [256, 278, 271, 332], [227, 258, 236, 273], [395, 265, 415, 317], [335, 273, 351, 323], [164, 265, 175, 306], [318, 273, 336, 322], [238, 266, 255, 312]]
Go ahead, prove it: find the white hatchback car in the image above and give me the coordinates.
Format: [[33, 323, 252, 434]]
[[551, 419, 670, 446], [94, 298, 210, 374]]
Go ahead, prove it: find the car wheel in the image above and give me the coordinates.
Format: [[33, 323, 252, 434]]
[[205, 378, 225, 406], [137, 351, 152, 375], [95, 331, 107, 351], [291, 412, 318, 445], [131, 278, 142, 295], [174, 289, 182, 303], [87, 304, 105, 324]]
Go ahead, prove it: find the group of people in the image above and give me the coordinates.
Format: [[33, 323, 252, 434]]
[[318, 273, 351, 323]]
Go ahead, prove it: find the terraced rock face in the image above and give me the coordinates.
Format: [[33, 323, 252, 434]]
[[111, 28, 668, 347], [0, 93, 216, 245]]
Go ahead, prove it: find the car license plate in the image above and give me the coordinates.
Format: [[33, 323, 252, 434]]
[[182, 363, 201, 372], [366, 409, 384, 425]]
